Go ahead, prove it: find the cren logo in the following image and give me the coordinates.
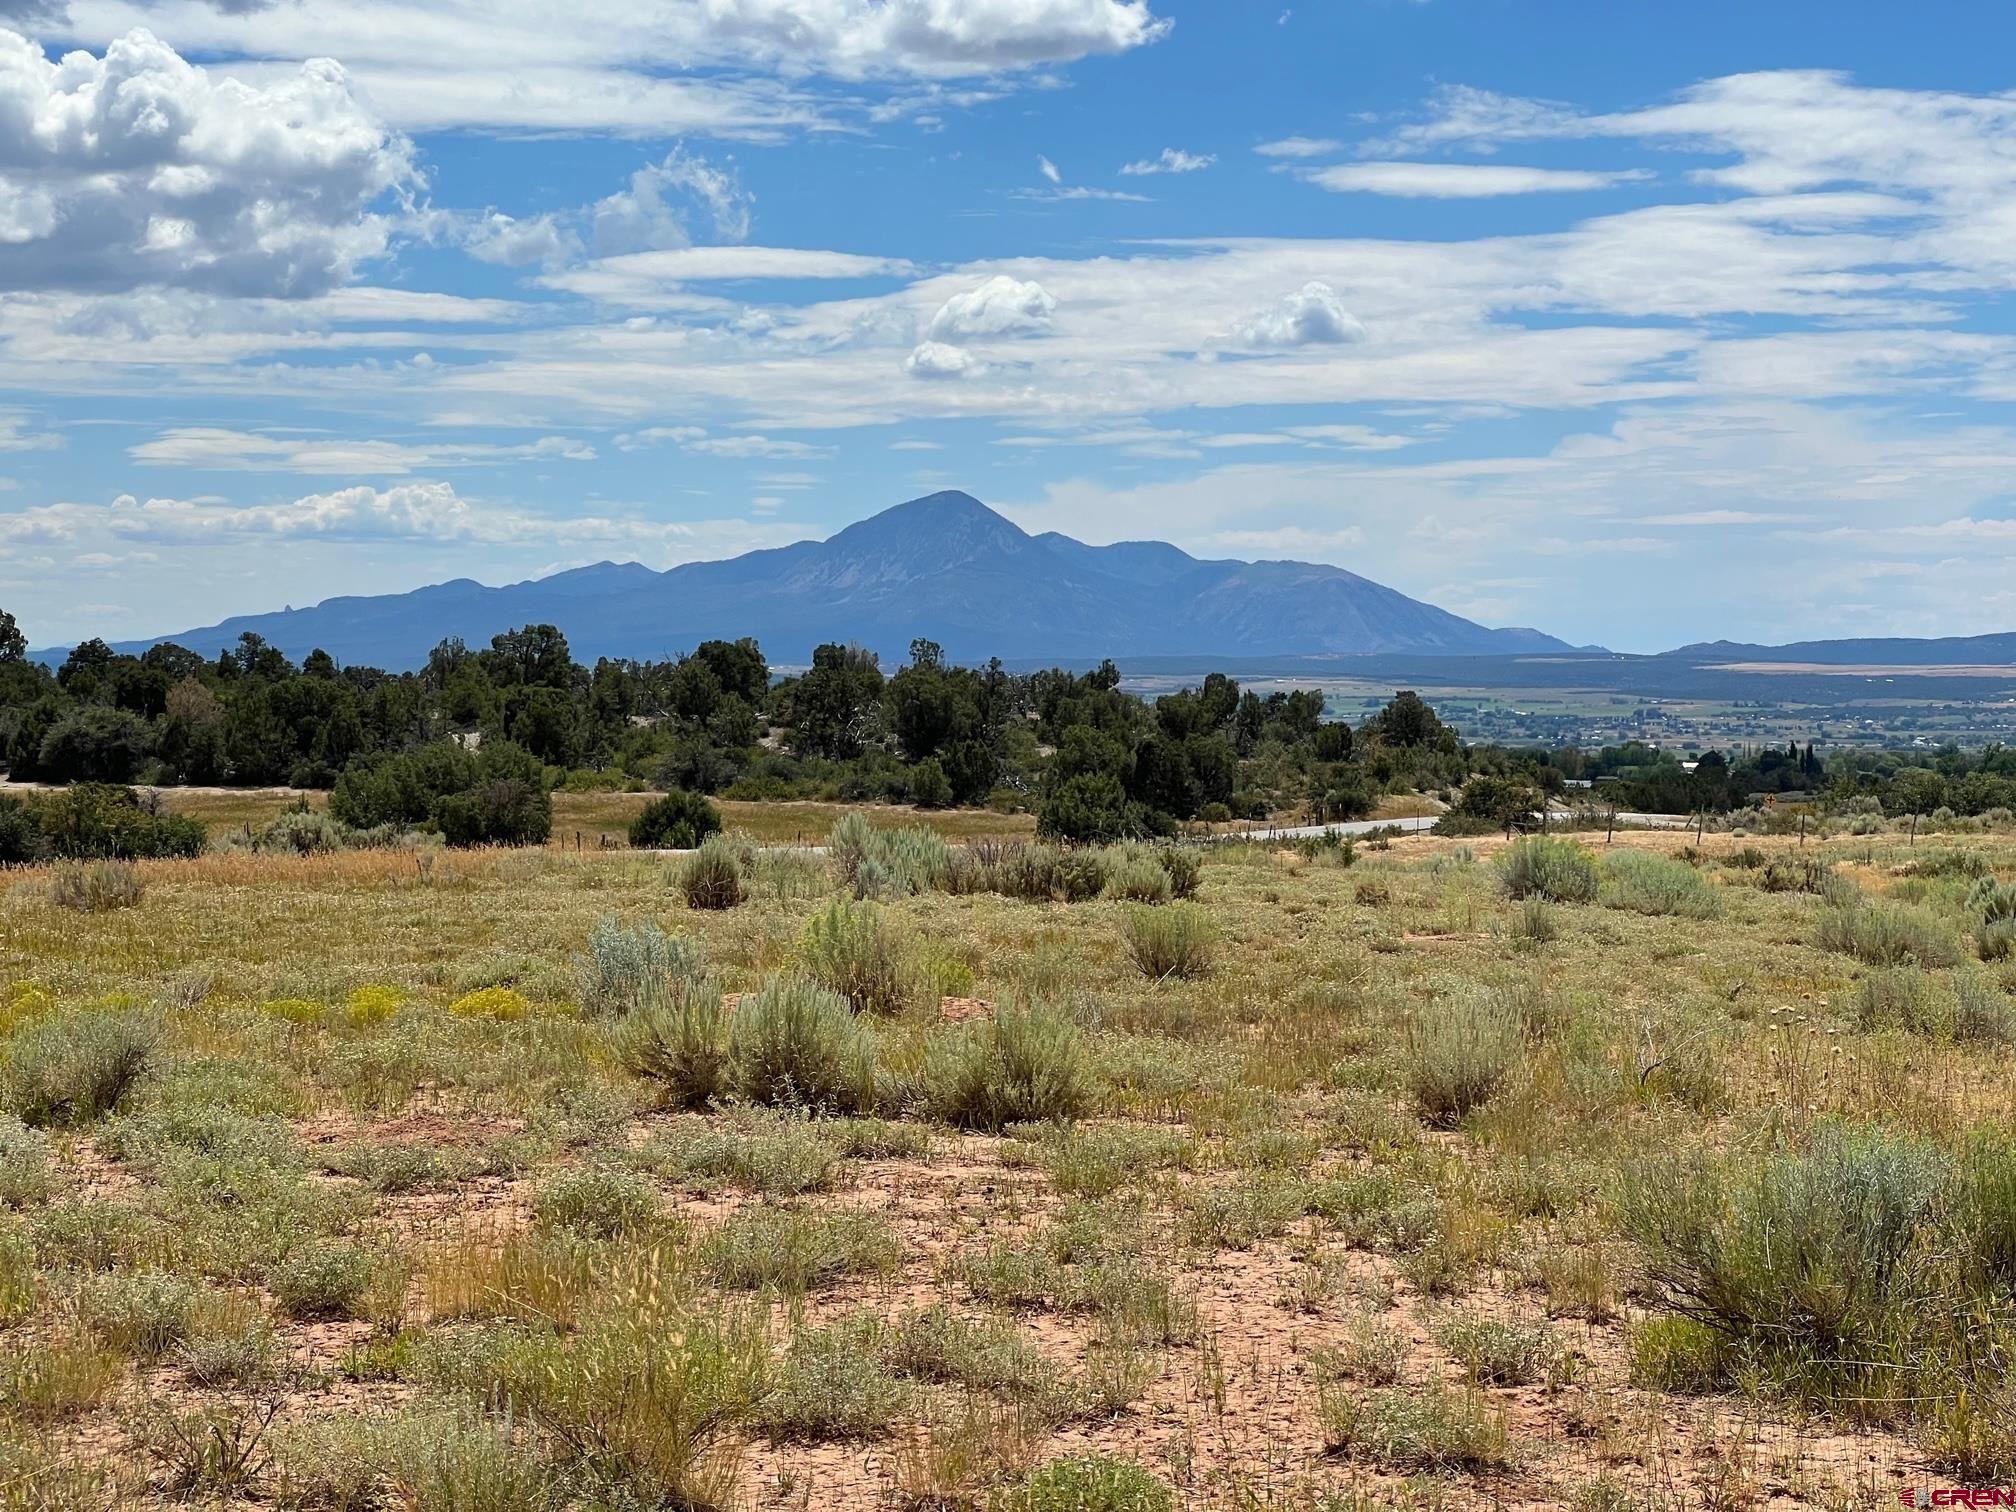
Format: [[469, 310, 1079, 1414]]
[[1900, 1492, 2016, 1508]]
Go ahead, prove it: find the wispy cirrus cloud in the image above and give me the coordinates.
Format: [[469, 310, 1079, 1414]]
[[1302, 162, 1650, 197]]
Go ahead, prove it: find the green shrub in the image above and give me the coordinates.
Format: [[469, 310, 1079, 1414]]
[[701, 1206, 900, 1291], [995, 1456, 1175, 1512], [1628, 1313, 1733, 1393], [921, 1002, 1093, 1131], [883, 1304, 1060, 1397], [1967, 876, 2016, 922], [830, 814, 952, 897], [677, 837, 745, 910], [270, 1241, 383, 1320], [1757, 856, 1831, 894], [637, 1114, 839, 1197], [25, 785, 204, 860], [755, 1313, 909, 1441], [422, 1304, 766, 1508], [575, 916, 705, 1016], [616, 975, 731, 1108], [1157, 847, 1202, 900], [1816, 900, 1964, 967], [1317, 1384, 1510, 1469], [1100, 853, 1171, 905], [629, 789, 722, 850], [729, 977, 878, 1113], [0, 1115, 52, 1207], [336, 740, 550, 846], [0, 1225, 36, 1325], [1599, 850, 1718, 918], [49, 860, 145, 913], [1618, 1122, 1946, 1353], [2, 1006, 160, 1127], [273, 1408, 556, 1512], [990, 843, 1107, 903], [1119, 903, 1217, 980], [0, 796, 49, 865], [1509, 897, 1559, 945], [76, 1269, 199, 1359], [1853, 966, 1948, 1035], [1955, 971, 2016, 1045], [800, 897, 916, 1015], [1498, 835, 1598, 903], [1407, 991, 1522, 1127], [1435, 1310, 1554, 1385], [532, 1168, 660, 1239]]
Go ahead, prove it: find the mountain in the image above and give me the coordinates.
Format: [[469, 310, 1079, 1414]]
[[69, 491, 1576, 670], [1663, 633, 2016, 665]]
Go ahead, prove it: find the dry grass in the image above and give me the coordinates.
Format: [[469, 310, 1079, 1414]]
[[2, 818, 2013, 1507], [139, 784, 1036, 850]]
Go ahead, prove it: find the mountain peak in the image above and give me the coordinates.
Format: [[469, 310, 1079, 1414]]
[[823, 489, 1032, 571], [81, 487, 1575, 669]]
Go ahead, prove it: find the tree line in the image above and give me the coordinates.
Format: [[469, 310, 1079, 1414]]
[[4, 606, 2011, 850]]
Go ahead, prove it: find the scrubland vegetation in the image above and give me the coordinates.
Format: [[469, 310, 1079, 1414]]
[[4, 810, 2016, 1509]]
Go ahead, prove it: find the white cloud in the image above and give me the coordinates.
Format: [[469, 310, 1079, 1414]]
[[1037, 153, 1061, 184], [128, 428, 596, 473], [55, 0, 1171, 135], [1120, 146, 1213, 175], [1304, 163, 1649, 197], [1254, 135, 1338, 158], [0, 28, 414, 296], [611, 425, 823, 457], [462, 211, 580, 268], [1015, 184, 1150, 202], [0, 413, 59, 451], [591, 147, 754, 255], [926, 274, 1056, 340], [905, 340, 979, 379], [1237, 281, 1367, 347], [688, 434, 823, 457]]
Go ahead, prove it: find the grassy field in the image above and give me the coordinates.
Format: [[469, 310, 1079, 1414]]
[[143, 787, 1040, 849], [3, 819, 2015, 1508]]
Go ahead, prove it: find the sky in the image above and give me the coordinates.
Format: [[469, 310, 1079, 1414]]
[[3, 1, 2016, 654]]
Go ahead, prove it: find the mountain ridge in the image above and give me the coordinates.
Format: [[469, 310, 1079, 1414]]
[[48, 489, 1579, 670]]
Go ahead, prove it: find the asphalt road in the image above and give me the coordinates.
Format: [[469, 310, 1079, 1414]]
[[1228, 810, 1693, 842]]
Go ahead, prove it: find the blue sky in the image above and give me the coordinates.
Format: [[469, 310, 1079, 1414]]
[[4, 1, 2016, 653]]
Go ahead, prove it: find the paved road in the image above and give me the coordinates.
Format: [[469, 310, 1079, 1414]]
[[1228, 810, 1692, 842]]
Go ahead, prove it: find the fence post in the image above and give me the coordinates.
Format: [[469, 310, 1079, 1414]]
[[1910, 813, 1918, 847], [1607, 808, 1615, 845]]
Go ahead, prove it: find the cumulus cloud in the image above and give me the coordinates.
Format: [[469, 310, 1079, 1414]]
[[0, 480, 481, 544], [926, 274, 1055, 340], [0, 28, 414, 296], [1304, 163, 1649, 197], [905, 339, 979, 378], [1238, 281, 1366, 348], [1120, 146, 1213, 175], [51, 2, 1170, 135]]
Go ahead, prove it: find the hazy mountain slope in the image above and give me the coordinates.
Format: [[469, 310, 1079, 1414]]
[[74, 490, 1577, 669], [1665, 633, 2016, 665]]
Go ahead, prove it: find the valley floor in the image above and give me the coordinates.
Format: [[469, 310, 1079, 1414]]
[[3, 823, 2012, 1508]]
